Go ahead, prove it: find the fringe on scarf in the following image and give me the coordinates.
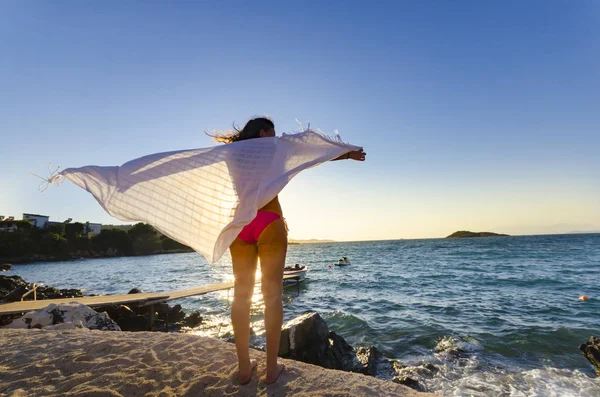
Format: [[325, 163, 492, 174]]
[[30, 162, 64, 192], [293, 119, 356, 147]]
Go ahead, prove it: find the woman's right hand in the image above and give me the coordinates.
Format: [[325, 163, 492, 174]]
[[348, 149, 366, 161]]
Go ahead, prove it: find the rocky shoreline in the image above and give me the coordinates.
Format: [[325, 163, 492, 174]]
[[277, 312, 441, 391], [2, 275, 599, 393], [0, 275, 202, 332]]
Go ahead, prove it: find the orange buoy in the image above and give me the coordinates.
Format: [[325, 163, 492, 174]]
[[579, 295, 589, 301]]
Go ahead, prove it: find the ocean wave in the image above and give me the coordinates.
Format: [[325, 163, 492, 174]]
[[426, 364, 600, 397], [321, 310, 373, 336], [417, 335, 600, 396]]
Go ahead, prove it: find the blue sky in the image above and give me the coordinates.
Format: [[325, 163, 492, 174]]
[[1, 1, 599, 240]]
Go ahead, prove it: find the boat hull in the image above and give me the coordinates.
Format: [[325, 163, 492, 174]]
[[283, 268, 307, 285]]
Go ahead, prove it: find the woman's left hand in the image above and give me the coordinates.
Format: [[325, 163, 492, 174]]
[[348, 149, 366, 161]]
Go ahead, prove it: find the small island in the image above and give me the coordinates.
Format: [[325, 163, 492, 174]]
[[446, 230, 509, 238]]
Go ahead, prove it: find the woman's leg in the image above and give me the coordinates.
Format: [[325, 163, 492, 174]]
[[230, 237, 259, 384], [257, 218, 287, 383]]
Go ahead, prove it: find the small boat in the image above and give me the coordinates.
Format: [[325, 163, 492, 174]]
[[335, 257, 351, 266], [283, 264, 308, 285]]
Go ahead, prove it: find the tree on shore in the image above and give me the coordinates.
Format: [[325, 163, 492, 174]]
[[127, 223, 162, 255], [92, 228, 133, 256], [0, 221, 192, 262]]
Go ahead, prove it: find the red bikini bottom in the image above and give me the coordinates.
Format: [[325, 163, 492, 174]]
[[237, 211, 281, 244]]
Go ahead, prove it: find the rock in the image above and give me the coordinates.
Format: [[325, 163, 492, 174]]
[[169, 304, 186, 323], [355, 346, 397, 378], [0, 264, 11, 271], [36, 285, 83, 300], [393, 376, 426, 392], [99, 304, 136, 322], [45, 321, 85, 330], [183, 312, 203, 328], [62, 288, 84, 298], [98, 299, 196, 332], [277, 312, 421, 381], [3, 303, 120, 331], [434, 336, 472, 357], [279, 312, 333, 367], [328, 331, 363, 372], [3, 285, 29, 302], [278, 312, 369, 372], [119, 314, 151, 332], [0, 275, 83, 301], [392, 363, 439, 392], [0, 275, 27, 299], [128, 288, 143, 294], [278, 312, 400, 377], [580, 336, 600, 376], [98, 304, 150, 332], [155, 303, 171, 316]]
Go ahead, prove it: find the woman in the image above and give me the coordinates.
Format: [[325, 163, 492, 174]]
[[210, 118, 366, 384], [50, 116, 365, 385]]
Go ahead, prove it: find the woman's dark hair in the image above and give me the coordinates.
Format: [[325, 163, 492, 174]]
[[206, 117, 274, 144]]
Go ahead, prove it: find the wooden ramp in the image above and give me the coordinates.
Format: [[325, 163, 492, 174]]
[[0, 275, 300, 316]]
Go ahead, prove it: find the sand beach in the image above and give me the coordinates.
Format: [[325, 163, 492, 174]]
[[0, 329, 436, 397]]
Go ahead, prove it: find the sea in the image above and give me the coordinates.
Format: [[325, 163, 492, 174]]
[[6, 233, 600, 396]]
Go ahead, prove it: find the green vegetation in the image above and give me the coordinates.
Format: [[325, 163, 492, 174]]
[[446, 231, 509, 238], [0, 221, 193, 263]]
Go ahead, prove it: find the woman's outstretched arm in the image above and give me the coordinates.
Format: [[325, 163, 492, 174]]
[[331, 148, 367, 161]]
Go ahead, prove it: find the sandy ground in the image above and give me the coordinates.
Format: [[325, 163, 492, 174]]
[[0, 329, 437, 397]]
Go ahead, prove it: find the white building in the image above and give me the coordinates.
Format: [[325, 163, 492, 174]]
[[22, 213, 49, 229]]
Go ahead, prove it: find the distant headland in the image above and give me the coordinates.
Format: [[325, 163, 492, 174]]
[[446, 231, 509, 238], [288, 239, 335, 244]]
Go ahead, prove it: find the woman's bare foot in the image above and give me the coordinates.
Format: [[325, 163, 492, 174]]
[[238, 359, 257, 385], [262, 363, 284, 384]]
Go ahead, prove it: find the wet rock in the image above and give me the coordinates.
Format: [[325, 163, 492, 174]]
[[392, 363, 439, 392], [422, 363, 439, 374], [183, 312, 203, 328], [434, 336, 476, 358], [0, 264, 11, 271], [355, 345, 397, 378], [393, 376, 426, 392], [128, 288, 143, 294], [169, 304, 186, 323], [3, 303, 120, 331], [328, 331, 363, 372], [580, 336, 600, 376]]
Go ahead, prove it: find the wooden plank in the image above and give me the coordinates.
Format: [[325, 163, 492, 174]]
[[0, 274, 301, 316], [0, 294, 169, 315]]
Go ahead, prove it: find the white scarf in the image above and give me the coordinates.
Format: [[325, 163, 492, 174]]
[[52, 130, 360, 263]]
